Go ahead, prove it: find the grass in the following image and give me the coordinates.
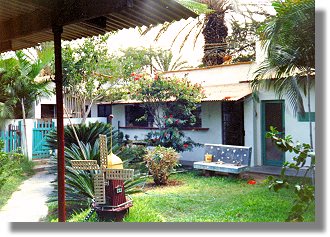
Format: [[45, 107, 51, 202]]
[[0, 158, 35, 209], [65, 171, 315, 222]]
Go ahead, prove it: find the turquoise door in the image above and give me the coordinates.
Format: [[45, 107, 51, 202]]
[[261, 100, 285, 166]]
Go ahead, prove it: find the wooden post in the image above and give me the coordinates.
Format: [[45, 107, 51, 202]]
[[53, 25, 66, 222]]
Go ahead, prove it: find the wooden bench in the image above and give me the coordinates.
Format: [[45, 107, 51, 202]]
[[193, 144, 252, 175]]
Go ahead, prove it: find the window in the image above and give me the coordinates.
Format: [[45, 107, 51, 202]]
[[167, 103, 202, 128], [125, 104, 154, 127], [98, 104, 112, 117], [191, 104, 202, 128], [297, 112, 315, 122], [41, 104, 56, 118]]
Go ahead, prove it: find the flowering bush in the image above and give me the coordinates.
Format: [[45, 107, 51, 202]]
[[143, 146, 179, 185], [129, 71, 205, 128], [129, 71, 204, 152], [145, 116, 200, 152]]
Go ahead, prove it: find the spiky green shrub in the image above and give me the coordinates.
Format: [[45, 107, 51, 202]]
[[45, 122, 123, 150], [46, 123, 146, 215]]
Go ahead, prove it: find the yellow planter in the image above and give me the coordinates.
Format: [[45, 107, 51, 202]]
[[204, 153, 213, 163]]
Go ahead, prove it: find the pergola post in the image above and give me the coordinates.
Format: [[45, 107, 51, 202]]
[[52, 25, 66, 222]]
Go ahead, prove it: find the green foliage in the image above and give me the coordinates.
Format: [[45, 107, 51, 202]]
[[46, 122, 120, 151], [130, 72, 204, 152], [0, 47, 53, 119], [265, 126, 315, 222], [152, 50, 190, 72], [0, 140, 35, 190], [253, 0, 315, 115], [134, 72, 203, 151], [177, 0, 213, 15], [62, 35, 117, 122], [145, 116, 200, 152], [144, 146, 179, 185], [65, 172, 315, 222], [46, 122, 146, 214], [130, 72, 204, 127], [120, 145, 148, 173], [107, 47, 155, 80]]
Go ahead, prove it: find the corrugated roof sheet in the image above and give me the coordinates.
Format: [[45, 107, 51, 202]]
[[202, 83, 252, 102], [0, 0, 197, 53], [109, 82, 252, 104]]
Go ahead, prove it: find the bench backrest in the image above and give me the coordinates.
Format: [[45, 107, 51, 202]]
[[204, 144, 252, 166]]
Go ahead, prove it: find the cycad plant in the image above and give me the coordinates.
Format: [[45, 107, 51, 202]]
[[46, 122, 146, 214], [46, 122, 119, 150]]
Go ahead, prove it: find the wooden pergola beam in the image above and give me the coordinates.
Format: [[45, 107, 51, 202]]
[[0, 41, 12, 52]]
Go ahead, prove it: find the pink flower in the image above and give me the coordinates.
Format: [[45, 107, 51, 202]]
[[169, 114, 173, 118]]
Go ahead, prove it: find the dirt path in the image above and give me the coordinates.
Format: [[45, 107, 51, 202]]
[[0, 170, 55, 222]]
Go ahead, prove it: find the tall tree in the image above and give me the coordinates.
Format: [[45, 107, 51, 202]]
[[62, 35, 115, 123], [144, 0, 267, 66], [252, 0, 315, 147], [0, 46, 54, 156], [199, 0, 231, 66]]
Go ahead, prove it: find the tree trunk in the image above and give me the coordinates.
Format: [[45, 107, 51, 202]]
[[21, 98, 28, 158], [202, 12, 228, 66]]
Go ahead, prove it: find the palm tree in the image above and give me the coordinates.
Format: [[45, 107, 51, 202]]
[[152, 50, 190, 72], [145, 0, 267, 66], [199, 0, 231, 66], [0, 46, 54, 156], [252, 0, 315, 147], [0, 58, 17, 128]]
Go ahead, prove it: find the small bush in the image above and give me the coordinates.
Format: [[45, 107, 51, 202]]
[[120, 145, 148, 173], [0, 140, 35, 190], [143, 146, 179, 185]]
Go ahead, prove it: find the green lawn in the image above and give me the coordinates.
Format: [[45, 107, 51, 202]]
[[0, 172, 34, 209], [67, 171, 315, 222], [0, 157, 35, 209]]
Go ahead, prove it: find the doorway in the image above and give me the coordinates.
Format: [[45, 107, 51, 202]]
[[222, 101, 244, 146], [261, 100, 285, 166]]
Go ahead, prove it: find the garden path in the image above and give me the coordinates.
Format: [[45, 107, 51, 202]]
[[0, 170, 55, 222]]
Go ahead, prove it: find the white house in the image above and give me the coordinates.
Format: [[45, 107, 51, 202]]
[[107, 62, 315, 168], [30, 60, 315, 168]]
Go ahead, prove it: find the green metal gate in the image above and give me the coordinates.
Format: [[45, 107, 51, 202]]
[[32, 120, 54, 159], [0, 124, 21, 152]]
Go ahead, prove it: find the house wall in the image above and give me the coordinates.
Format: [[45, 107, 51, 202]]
[[29, 63, 315, 167], [112, 85, 315, 167], [243, 97, 257, 166], [34, 95, 57, 119], [112, 102, 223, 164], [163, 62, 256, 86], [179, 101, 222, 164], [254, 86, 315, 165]]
